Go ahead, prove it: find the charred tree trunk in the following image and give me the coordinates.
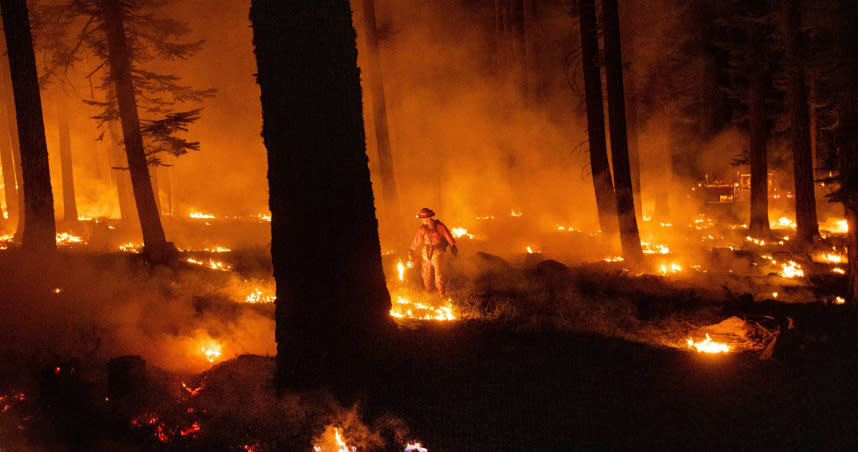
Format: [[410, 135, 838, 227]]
[[747, 23, 770, 236], [602, 0, 643, 264], [578, 0, 617, 236], [101, 0, 172, 262], [784, 0, 818, 245], [1, 0, 56, 253], [359, 0, 399, 216], [58, 103, 77, 224], [251, 0, 393, 393]]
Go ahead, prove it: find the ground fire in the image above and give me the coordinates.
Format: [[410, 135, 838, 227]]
[[0, 0, 857, 450]]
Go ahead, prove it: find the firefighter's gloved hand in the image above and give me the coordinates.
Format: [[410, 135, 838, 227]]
[[451, 245, 458, 257]]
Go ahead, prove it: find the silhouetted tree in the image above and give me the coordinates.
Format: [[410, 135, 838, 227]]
[[57, 99, 77, 223], [358, 0, 399, 217], [602, 0, 643, 264], [0, 0, 56, 253], [783, 0, 819, 245], [576, 0, 617, 236], [747, 20, 771, 236], [251, 0, 393, 392]]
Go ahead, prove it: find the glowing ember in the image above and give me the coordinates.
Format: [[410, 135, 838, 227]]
[[526, 246, 535, 254], [405, 443, 429, 452], [659, 222, 672, 227], [603, 256, 624, 262], [510, 209, 523, 217], [245, 289, 276, 303], [659, 263, 682, 274], [200, 343, 222, 363], [56, 232, 84, 245], [256, 213, 272, 222], [390, 296, 455, 321], [475, 215, 494, 221], [397, 260, 405, 281], [555, 225, 578, 232], [772, 292, 778, 298], [779, 261, 804, 278], [450, 227, 474, 239], [833, 268, 846, 275], [744, 236, 767, 246], [204, 246, 232, 253], [186, 257, 232, 271], [119, 242, 142, 253], [686, 333, 729, 353], [189, 211, 215, 219], [53, 288, 62, 294], [835, 296, 846, 304]]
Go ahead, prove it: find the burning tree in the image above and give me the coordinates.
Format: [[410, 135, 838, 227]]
[[35, 0, 214, 262], [251, 0, 393, 392], [0, 0, 56, 254]]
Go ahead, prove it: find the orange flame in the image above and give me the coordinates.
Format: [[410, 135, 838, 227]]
[[686, 333, 729, 353]]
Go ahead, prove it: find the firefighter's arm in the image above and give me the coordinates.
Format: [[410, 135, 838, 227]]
[[408, 228, 422, 264]]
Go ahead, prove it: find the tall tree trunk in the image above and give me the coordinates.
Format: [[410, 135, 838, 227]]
[[359, 0, 399, 217], [784, 0, 818, 245], [508, 0, 527, 98], [251, 0, 393, 393], [101, 0, 172, 262], [104, 112, 136, 223], [578, 0, 617, 236], [0, 99, 18, 228], [602, 0, 643, 264], [58, 102, 77, 224], [1, 0, 56, 253], [1, 52, 24, 238], [748, 23, 770, 236]]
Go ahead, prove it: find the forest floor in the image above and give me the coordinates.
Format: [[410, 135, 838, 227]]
[[0, 212, 855, 450]]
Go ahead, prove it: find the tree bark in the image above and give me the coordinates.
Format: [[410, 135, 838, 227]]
[[359, 0, 399, 216], [783, 0, 818, 245], [101, 0, 172, 262], [1, 0, 56, 253], [578, 0, 617, 236], [58, 102, 77, 224], [747, 23, 770, 236], [602, 0, 643, 264], [251, 0, 393, 393]]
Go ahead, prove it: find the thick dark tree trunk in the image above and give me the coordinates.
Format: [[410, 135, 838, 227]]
[[58, 103, 77, 224], [578, 0, 617, 236], [747, 24, 770, 236], [602, 0, 643, 264], [251, 0, 393, 393], [1, 0, 56, 253], [359, 0, 399, 216], [101, 0, 172, 262], [783, 0, 818, 245]]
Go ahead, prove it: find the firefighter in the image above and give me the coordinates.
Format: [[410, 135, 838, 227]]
[[408, 208, 458, 296]]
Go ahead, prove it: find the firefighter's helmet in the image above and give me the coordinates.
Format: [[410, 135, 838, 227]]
[[418, 208, 435, 218]]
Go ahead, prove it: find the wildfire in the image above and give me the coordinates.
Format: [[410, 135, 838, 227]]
[[820, 218, 848, 234], [189, 211, 215, 219], [200, 343, 222, 363], [744, 236, 767, 246], [555, 225, 578, 232], [397, 260, 405, 281], [835, 296, 846, 304], [603, 256, 624, 262], [204, 246, 232, 253], [641, 241, 670, 255], [56, 232, 85, 245], [119, 242, 142, 253], [256, 212, 272, 222], [405, 443, 429, 452], [779, 261, 804, 278], [833, 268, 846, 274], [815, 252, 846, 264], [450, 227, 474, 239], [314, 427, 357, 452], [390, 296, 455, 321], [186, 257, 232, 271], [773, 216, 797, 229], [659, 263, 682, 274], [510, 209, 523, 217], [245, 288, 276, 303], [686, 333, 730, 354], [526, 246, 536, 254]]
